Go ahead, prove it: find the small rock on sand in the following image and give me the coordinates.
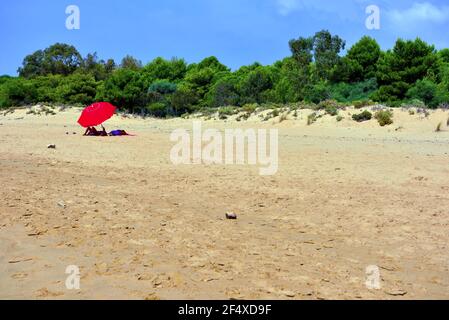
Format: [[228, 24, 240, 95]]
[[283, 290, 296, 298], [226, 212, 237, 220], [47, 144, 56, 149], [385, 289, 407, 296]]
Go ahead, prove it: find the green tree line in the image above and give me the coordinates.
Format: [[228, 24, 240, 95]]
[[1, 30, 449, 116]]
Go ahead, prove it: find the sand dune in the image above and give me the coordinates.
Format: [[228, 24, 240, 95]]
[[1, 106, 448, 299]]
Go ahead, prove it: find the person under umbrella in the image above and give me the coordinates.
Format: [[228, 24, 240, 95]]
[[78, 102, 132, 137], [83, 125, 107, 136]]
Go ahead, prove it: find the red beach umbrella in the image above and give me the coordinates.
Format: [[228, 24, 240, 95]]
[[77, 102, 116, 128]]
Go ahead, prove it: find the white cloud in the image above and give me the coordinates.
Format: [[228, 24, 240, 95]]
[[388, 2, 449, 25], [275, 0, 369, 18], [277, 0, 300, 15]]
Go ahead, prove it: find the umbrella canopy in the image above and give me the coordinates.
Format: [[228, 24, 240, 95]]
[[78, 102, 116, 128]]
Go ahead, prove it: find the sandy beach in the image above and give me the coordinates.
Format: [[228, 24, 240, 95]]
[[1, 106, 449, 299]]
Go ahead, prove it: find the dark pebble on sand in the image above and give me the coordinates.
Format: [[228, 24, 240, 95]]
[[226, 212, 237, 220]]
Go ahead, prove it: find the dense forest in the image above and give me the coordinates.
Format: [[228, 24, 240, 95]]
[[1, 30, 449, 117]]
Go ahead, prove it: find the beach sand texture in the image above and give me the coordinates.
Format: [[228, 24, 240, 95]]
[[1, 106, 449, 299]]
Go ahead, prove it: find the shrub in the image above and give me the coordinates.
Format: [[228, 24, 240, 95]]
[[279, 112, 288, 123], [241, 103, 258, 113], [318, 99, 338, 109], [96, 68, 147, 112], [148, 80, 177, 96], [42, 106, 56, 115], [147, 102, 168, 117], [336, 115, 343, 122], [403, 98, 426, 108], [261, 108, 280, 121], [329, 79, 377, 103], [218, 106, 236, 119], [416, 108, 430, 117], [375, 110, 393, 126], [352, 110, 372, 122], [170, 87, 197, 116], [55, 73, 99, 105], [406, 79, 449, 109], [236, 112, 251, 121], [304, 82, 330, 104], [325, 105, 338, 116], [0, 91, 11, 109], [318, 99, 340, 116], [307, 113, 317, 125], [0, 77, 36, 107], [353, 99, 373, 109]]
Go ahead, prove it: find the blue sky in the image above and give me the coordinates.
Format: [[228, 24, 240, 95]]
[[1, 0, 449, 75]]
